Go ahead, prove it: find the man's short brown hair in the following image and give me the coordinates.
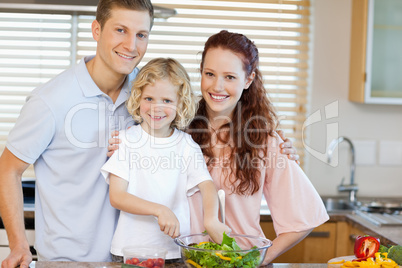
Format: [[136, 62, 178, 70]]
[[96, 0, 154, 29]]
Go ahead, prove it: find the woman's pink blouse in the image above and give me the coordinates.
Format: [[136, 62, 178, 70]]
[[188, 133, 329, 238]]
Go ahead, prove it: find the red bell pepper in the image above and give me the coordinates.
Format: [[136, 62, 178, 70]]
[[353, 235, 380, 259]]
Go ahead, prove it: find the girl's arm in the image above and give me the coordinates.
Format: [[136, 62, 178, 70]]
[[197, 180, 231, 244], [262, 229, 312, 264], [109, 173, 180, 238]]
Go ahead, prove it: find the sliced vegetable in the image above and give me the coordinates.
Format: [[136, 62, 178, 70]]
[[215, 252, 242, 261], [328, 259, 345, 264], [186, 259, 202, 268], [339, 252, 398, 268], [354, 235, 380, 259]]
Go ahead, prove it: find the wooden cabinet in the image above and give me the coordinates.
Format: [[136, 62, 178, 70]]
[[260, 220, 367, 263], [347, 225, 368, 254], [349, 0, 402, 104], [260, 222, 337, 263]]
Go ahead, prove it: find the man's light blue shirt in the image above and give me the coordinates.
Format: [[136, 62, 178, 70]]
[[6, 56, 138, 261]]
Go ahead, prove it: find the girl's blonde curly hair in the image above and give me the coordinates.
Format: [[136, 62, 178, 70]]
[[126, 58, 197, 130]]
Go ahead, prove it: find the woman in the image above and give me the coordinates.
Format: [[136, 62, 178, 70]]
[[186, 30, 329, 264]]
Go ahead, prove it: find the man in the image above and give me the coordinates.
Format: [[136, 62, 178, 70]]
[[0, 0, 153, 267]]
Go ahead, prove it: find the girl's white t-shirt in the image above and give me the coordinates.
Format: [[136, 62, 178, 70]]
[[101, 125, 212, 259]]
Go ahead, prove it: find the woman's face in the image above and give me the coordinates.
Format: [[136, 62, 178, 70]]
[[200, 47, 254, 120]]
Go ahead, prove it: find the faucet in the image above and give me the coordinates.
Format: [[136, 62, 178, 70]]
[[327, 136, 358, 204]]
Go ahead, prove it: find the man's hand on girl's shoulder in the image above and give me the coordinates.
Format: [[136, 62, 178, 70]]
[[277, 130, 300, 165], [107, 130, 121, 157]]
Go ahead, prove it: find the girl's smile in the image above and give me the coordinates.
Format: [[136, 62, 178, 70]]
[[149, 115, 167, 120]]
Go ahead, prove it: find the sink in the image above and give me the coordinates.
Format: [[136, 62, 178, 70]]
[[322, 197, 355, 212]]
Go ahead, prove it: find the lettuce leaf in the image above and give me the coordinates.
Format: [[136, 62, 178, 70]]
[[184, 232, 261, 268]]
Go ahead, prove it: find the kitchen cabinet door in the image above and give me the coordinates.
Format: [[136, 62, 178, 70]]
[[303, 223, 337, 263], [349, 0, 402, 104], [260, 221, 304, 263], [260, 222, 337, 263]]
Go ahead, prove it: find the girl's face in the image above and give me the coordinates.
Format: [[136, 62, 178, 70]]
[[200, 47, 254, 120], [139, 78, 179, 137]]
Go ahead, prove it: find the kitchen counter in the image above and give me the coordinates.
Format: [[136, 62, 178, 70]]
[[261, 210, 402, 246], [345, 212, 402, 245], [29, 261, 328, 267]]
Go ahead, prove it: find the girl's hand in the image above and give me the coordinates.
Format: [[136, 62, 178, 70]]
[[277, 130, 300, 165], [156, 206, 181, 238], [204, 218, 231, 244], [107, 130, 121, 157]]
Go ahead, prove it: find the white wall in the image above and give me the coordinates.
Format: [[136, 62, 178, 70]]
[[305, 0, 402, 198]]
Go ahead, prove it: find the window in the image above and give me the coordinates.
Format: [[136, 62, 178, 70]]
[[0, 0, 311, 178]]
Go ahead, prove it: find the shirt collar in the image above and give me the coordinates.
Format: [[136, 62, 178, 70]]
[[74, 55, 139, 99], [75, 55, 102, 98]]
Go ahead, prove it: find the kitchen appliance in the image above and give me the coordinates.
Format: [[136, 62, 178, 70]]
[[355, 198, 402, 226], [359, 200, 402, 214]]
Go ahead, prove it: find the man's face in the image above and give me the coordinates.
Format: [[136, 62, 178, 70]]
[[92, 7, 151, 76]]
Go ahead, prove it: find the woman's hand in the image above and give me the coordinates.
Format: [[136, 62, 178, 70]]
[[277, 130, 300, 165], [204, 218, 231, 245], [107, 130, 121, 157]]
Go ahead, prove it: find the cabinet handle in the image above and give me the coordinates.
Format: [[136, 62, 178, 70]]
[[350, 234, 358, 242], [307, 231, 330, 238]]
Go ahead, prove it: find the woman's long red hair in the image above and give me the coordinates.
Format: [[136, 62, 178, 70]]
[[188, 30, 278, 195]]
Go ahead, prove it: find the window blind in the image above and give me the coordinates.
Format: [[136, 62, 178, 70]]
[[0, 0, 310, 178], [0, 11, 74, 178]]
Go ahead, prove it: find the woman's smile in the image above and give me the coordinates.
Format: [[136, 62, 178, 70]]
[[209, 93, 229, 101]]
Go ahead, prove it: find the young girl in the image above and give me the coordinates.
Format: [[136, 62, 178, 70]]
[[186, 30, 329, 264], [101, 58, 229, 261]]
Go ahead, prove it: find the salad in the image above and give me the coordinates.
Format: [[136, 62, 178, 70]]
[[183, 233, 261, 268]]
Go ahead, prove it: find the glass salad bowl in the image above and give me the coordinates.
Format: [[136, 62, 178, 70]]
[[174, 233, 272, 268]]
